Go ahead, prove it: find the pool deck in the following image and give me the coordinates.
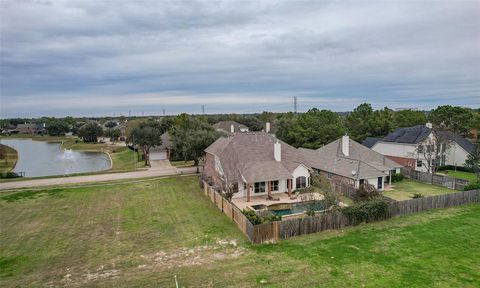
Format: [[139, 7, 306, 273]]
[[232, 192, 324, 210]]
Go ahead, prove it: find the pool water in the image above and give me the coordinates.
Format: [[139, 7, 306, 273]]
[[269, 201, 327, 216]]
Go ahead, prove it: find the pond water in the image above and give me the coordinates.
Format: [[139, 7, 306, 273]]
[[0, 139, 111, 177]]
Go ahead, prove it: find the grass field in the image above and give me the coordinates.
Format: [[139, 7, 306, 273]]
[[440, 170, 477, 182], [0, 144, 18, 173], [170, 160, 195, 168], [384, 179, 456, 201], [1, 176, 479, 287]]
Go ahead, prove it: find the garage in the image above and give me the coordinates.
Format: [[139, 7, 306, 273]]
[[149, 149, 167, 160]]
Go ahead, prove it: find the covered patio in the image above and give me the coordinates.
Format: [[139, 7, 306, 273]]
[[232, 191, 324, 210]]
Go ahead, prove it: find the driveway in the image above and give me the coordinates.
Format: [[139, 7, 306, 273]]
[[0, 165, 198, 190]]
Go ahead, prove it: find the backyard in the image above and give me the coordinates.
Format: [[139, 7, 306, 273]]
[[384, 179, 458, 201], [1, 175, 479, 287], [439, 170, 477, 182]]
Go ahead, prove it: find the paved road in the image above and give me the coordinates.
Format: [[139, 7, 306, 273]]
[[0, 161, 198, 190]]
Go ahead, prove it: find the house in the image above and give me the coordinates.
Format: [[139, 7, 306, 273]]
[[363, 123, 475, 172], [299, 135, 401, 191], [14, 123, 37, 134], [203, 133, 311, 202], [149, 132, 172, 160], [213, 121, 249, 134]]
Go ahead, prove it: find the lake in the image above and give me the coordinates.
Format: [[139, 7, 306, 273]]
[[0, 139, 111, 177]]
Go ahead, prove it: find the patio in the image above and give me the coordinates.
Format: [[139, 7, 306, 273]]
[[232, 192, 324, 210]]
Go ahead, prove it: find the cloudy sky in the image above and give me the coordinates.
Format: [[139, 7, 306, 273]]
[[1, 0, 479, 117]]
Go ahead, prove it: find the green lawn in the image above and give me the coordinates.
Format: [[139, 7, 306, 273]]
[[384, 179, 457, 201], [1, 176, 479, 287], [0, 144, 18, 173], [440, 170, 477, 182]]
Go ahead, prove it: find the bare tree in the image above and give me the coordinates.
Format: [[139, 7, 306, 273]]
[[414, 130, 452, 181]]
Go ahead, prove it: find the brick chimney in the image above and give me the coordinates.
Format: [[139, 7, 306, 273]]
[[274, 140, 281, 162], [342, 135, 349, 156]]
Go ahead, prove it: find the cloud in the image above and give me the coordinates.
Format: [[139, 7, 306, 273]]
[[1, 0, 479, 117]]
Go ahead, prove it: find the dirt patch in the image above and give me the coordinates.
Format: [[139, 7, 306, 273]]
[[141, 238, 246, 269], [54, 239, 245, 286]]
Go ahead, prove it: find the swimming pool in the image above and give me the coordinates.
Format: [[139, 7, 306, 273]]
[[252, 201, 327, 217]]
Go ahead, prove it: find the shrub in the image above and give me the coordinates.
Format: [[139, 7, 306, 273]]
[[390, 173, 404, 182], [353, 183, 381, 202], [437, 165, 474, 173], [411, 193, 424, 199], [341, 197, 390, 225], [242, 209, 280, 225], [464, 181, 480, 191]]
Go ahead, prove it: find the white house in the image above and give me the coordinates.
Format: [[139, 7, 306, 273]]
[[363, 123, 475, 172]]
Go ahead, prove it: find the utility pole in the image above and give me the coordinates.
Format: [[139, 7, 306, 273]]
[[293, 96, 298, 114], [132, 134, 136, 171]]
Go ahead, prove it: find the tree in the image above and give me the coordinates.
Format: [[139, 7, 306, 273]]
[[276, 109, 345, 149], [465, 144, 480, 181], [345, 104, 395, 142], [240, 116, 264, 131], [105, 121, 118, 128], [105, 128, 121, 143], [170, 114, 222, 172], [78, 122, 103, 143], [127, 121, 163, 166], [394, 110, 427, 128], [46, 120, 70, 136], [414, 131, 451, 178], [428, 105, 473, 136]]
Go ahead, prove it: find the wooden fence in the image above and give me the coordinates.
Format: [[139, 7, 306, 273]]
[[201, 179, 479, 244], [401, 167, 470, 190]]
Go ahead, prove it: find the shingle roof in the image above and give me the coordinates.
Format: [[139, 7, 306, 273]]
[[204, 133, 307, 184], [370, 125, 475, 154], [299, 137, 401, 180], [362, 137, 382, 148], [436, 131, 475, 154], [383, 125, 431, 144], [212, 121, 249, 133]]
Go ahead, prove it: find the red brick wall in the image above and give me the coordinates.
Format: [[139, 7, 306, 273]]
[[203, 152, 223, 188]]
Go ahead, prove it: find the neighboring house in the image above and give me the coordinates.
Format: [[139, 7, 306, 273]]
[[36, 123, 46, 134], [203, 133, 311, 201], [14, 123, 38, 134], [213, 121, 249, 134], [363, 123, 475, 172], [299, 135, 401, 191], [149, 132, 172, 160]]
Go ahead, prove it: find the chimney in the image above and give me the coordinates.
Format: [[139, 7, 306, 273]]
[[274, 140, 281, 162], [342, 135, 350, 156], [426, 122, 432, 129], [230, 124, 235, 133], [266, 122, 271, 133]]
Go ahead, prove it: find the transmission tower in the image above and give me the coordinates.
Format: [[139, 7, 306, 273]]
[[293, 96, 298, 114], [202, 104, 205, 114]]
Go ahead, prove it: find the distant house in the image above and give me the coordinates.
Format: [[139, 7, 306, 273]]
[[14, 123, 37, 134], [213, 121, 249, 134], [149, 132, 172, 160], [363, 123, 475, 172], [203, 133, 311, 201], [299, 136, 401, 191]]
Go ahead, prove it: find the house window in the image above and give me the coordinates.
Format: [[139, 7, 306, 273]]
[[327, 172, 333, 179], [243, 183, 247, 191], [271, 180, 279, 192], [296, 176, 307, 189], [426, 145, 434, 153], [418, 145, 423, 154], [232, 183, 239, 193], [417, 160, 423, 167], [254, 182, 266, 193]]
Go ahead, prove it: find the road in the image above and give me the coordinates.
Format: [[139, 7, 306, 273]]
[[0, 160, 199, 190]]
